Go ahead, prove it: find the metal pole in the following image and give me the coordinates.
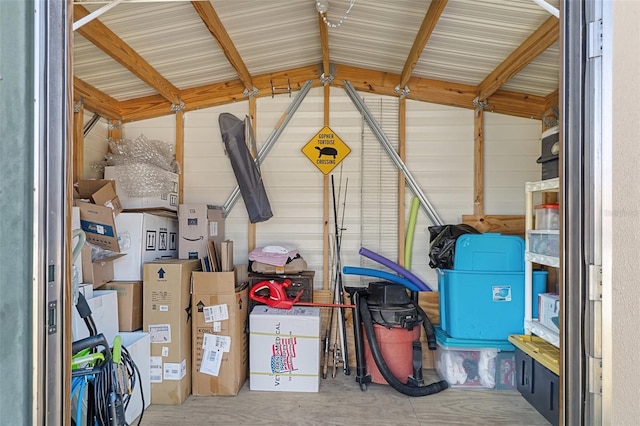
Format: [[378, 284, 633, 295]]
[[342, 81, 443, 226], [222, 80, 313, 216]]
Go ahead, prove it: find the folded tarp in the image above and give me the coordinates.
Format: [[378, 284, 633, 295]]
[[218, 113, 273, 223]]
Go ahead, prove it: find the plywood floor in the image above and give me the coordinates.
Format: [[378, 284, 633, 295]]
[[138, 370, 550, 426]]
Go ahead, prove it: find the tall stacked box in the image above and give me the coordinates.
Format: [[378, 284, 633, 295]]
[[191, 270, 249, 396], [143, 259, 200, 405], [249, 306, 321, 392]]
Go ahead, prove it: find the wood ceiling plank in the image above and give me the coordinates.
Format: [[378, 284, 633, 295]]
[[74, 5, 180, 105], [191, 1, 255, 94], [398, 0, 448, 91], [477, 16, 559, 101], [73, 76, 121, 119]]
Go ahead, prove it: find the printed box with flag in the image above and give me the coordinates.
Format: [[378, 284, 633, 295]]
[[191, 270, 248, 396], [143, 259, 200, 405], [249, 306, 321, 392]]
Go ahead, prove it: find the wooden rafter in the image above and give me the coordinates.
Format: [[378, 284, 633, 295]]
[[82, 64, 548, 122], [398, 0, 448, 91], [191, 1, 255, 95], [74, 5, 181, 105], [477, 16, 559, 101], [318, 13, 330, 78], [73, 76, 121, 119]]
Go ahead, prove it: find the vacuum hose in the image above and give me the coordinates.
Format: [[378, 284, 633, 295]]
[[358, 295, 448, 397]]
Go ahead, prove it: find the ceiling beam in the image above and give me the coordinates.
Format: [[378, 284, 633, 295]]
[[90, 64, 547, 122], [318, 13, 330, 79], [477, 16, 559, 102], [545, 88, 559, 111], [74, 5, 181, 105], [398, 0, 448, 92], [119, 65, 321, 122], [73, 76, 121, 119], [191, 1, 255, 95]]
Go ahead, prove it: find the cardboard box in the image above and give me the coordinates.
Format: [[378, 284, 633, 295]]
[[74, 180, 123, 253], [77, 201, 120, 253], [74, 179, 123, 215], [178, 204, 225, 260], [103, 281, 143, 332], [72, 289, 119, 345], [538, 293, 560, 333], [143, 259, 200, 405], [249, 306, 321, 392], [191, 271, 249, 396], [78, 283, 94, 299], [104, 165, 178, 212], [113, 212, 178, 281], [81, 244, 125, 288], [120, 331, 151, 424]]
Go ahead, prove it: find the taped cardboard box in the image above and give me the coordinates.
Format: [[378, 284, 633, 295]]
[[81, 244, 125, 288], [143, 259, 200, 405], [113, 212, 178, 281], [191, 270, 249, 396], [103, 281, 143, 332], [74, 180, 123, 253], [178, 204, 225, 260]]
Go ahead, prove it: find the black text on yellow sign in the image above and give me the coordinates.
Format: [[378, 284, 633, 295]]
[[301, 126, 351, 175]]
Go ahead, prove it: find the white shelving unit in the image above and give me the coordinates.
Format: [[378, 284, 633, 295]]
[[524, 177, 560, 347]]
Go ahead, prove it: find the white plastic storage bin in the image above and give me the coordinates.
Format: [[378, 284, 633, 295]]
[[534, 203, 559, 230], [527, 230, 560, 257], [434, 326, 516, 390]]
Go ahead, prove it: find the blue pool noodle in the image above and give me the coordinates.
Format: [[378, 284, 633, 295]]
[[342, 266, 421, 292], [359, 246, 433, 291]]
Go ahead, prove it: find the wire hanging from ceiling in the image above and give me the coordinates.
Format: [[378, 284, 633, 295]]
[[316, 0, 357, 29]]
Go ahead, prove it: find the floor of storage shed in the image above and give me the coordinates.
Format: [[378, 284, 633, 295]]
[[138, 369, 550, 426]]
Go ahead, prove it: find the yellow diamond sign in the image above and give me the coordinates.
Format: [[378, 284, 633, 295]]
[[302, 126, 351, 175]]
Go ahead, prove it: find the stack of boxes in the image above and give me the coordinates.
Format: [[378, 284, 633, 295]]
[[73, 169, 319, 413], [435, 233, 548, 390]]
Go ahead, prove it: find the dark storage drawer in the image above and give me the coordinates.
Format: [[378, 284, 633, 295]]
[[516, 348, 559, 426]]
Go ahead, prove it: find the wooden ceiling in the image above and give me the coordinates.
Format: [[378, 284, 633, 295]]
[[73, 0, 560, 122]]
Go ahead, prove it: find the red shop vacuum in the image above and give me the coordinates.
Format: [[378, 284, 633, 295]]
[[347, 281, 448, 396]]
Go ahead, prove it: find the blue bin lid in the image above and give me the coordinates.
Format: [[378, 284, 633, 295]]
[[454, 233, 524, 272], [434, 326, 515, 352]]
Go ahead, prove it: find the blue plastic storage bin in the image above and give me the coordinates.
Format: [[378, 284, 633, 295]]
[[438, 269, 547, 341], [453, 233, 525, 272], [434, 326, 516, 389]]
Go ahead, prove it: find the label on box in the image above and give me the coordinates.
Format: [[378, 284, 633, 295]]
[[150, 356, 163, 383], [162, 346, 169, 357], [492, 286, 512, 302], [200, 348, 223, 377], [164, 359, 187, 381], [209, 222, 218, 237], [203, 304, 228, 323], [149, 324, 171, 343], [213, 322, 221, 332], [203, 333, 231, 353], [159, 305, 169, 312]]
